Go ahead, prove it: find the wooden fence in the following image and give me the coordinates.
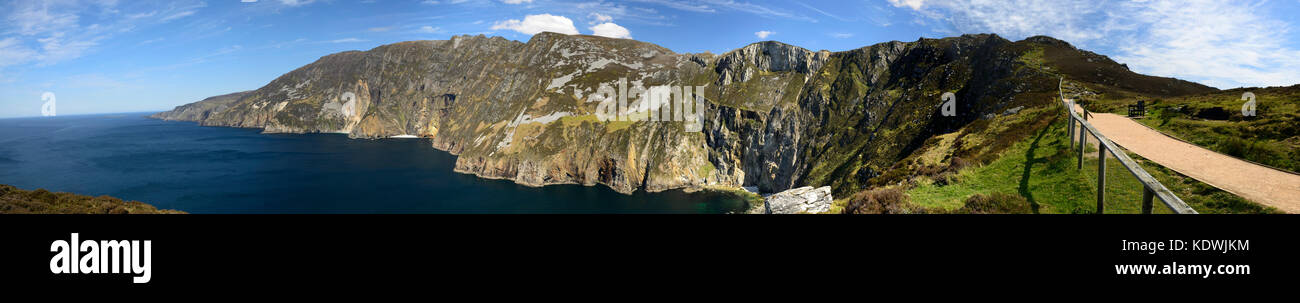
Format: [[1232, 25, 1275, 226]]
[[1060, 79, 1197, 214]]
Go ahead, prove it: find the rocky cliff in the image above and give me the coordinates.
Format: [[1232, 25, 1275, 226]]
[[764, 186, 834, 214], [153, 33, 1215, 195]]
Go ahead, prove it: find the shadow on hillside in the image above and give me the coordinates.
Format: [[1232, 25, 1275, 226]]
[[1017, 117, 1057, 214]]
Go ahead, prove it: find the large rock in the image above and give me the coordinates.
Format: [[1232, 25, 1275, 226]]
[[764, 186, 833, 214]]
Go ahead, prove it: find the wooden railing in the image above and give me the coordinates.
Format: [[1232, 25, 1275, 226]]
[[1059, 78, 1197, 214]]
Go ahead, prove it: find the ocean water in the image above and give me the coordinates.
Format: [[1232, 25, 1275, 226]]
[[0, 113, 750, 213]]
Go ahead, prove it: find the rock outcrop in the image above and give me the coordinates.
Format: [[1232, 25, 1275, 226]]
[[152, 91, 253, 122], [764, 186, 833, 214]]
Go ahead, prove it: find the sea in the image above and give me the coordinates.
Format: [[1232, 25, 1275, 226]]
[[0, 113, 750, 213]]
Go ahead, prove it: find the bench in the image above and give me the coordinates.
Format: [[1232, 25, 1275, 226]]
[[1127, 101, 1146, 118]]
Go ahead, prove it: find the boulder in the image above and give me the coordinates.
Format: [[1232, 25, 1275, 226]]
[[764, 186, 833, 214]]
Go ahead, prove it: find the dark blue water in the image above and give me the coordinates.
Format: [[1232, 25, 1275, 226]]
[[0, 113, 750, 213]]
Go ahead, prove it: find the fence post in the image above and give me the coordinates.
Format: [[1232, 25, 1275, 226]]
[[1097, 144, 1106, 214], [1068, 116, 1074, 149], [1142, 187, 1154, 214], [1078, 125, 1086, 170]]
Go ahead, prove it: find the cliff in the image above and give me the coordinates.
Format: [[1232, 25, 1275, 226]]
[[153, 33, 1215, 195]]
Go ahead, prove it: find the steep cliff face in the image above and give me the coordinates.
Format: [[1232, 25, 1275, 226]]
[[155, 33, 719, 194], [153, 33, 1214, 195], [152, 91, 253, 122]]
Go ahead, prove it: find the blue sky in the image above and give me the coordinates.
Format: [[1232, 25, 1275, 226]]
[[2, 0, 1299, 118]]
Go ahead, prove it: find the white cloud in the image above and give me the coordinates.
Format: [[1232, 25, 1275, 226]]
[[1111, 0, 1300, 88], [629, 0, 817, 22], [589, 22, 631, 39], [830, 33, 853, 39], [893, 0, 1300, 88], [491, 14, 579, 35], [589, 13, 613, 24], [7, 3, 80, 36], [0, 38, 37, 67], [126, 11, 158, 20], [279, 0, 316, 6], [798, 2, 853, 22], [0, 0, 145, 67], [160, 10, 195, 22], [627, 0, 715, 13], [501, 0, 533, 4], [36, 33, 96, 65], [703, 0, 817, 22], [754, 30, 773, 39], [570, 1, 674, 27], [418, 26, 441, 33], [887, 0, 925, 10]]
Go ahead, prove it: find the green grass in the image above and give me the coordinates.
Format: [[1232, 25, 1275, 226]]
[[1017, 46, 1047, 69], [909, 118, 1096, 213], [907, 118, 1277, 214], [698, 161, 716, 179]]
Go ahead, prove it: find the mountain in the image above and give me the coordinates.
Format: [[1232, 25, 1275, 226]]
[[153, 33, 1216, 196]]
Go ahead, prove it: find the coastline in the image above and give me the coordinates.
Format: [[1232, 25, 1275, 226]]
[[150, 113, 748, 200]]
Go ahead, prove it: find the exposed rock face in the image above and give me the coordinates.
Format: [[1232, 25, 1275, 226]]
[[153, 32, 1215, 196], [715, 41, 830, 86], [764, 186, 833, 214], [152, 91, 253, 122]]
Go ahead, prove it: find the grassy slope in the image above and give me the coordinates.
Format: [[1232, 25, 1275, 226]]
[[0, 184, 185, 214], [1127, 86, 1300, 173], [906, 115, 1278, 214], [869, 37, 1275, 214]]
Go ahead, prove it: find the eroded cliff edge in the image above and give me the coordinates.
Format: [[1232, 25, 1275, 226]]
[[153, 33, 1213, 195]]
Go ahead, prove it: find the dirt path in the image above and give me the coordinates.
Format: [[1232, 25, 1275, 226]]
[[1072, 104, 1300, 213]]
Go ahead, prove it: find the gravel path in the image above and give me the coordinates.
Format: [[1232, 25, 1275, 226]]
[[1073, 104, 1300, 213]]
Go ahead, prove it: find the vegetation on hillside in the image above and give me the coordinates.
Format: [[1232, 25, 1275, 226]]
[[835, 113, 1276, 214], [0, 184, 185, 214], [1129, 86, 1298, 173], [828, 33, 1280, 214], [1057, 61, 1298, 173]]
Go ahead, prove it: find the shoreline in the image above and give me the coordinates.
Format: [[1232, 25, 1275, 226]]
[[150, 114, 757, 202]]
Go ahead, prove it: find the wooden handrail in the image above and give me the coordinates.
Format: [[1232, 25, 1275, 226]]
[[1059, 78, 1197, 214]]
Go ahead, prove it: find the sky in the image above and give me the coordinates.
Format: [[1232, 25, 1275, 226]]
[[2, 0, 1299, 118]]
